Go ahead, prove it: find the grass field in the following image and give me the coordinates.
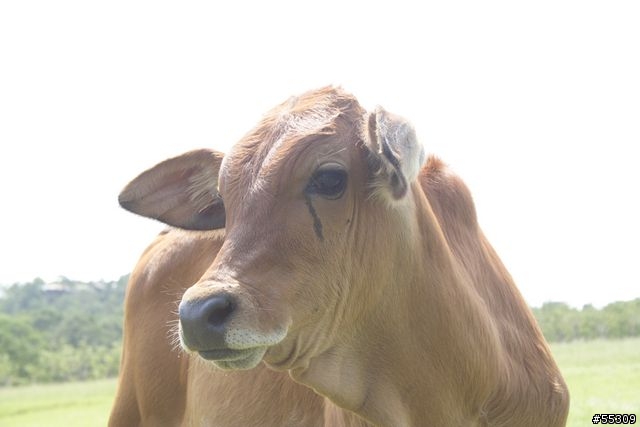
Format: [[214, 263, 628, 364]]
[[0, 378, 116, 427], [0, 338, 637, 426], [552, 338, 640, 427]]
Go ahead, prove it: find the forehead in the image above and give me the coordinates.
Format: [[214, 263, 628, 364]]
[[220, 87, 366, 190]]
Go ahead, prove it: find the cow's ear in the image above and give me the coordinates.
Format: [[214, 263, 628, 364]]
[[363, 107, 425, 200], [119, 149, 225, 230]]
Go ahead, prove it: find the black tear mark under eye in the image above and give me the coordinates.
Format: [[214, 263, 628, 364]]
[[303, 165, 347, 241], [304, 194, 324, 241]]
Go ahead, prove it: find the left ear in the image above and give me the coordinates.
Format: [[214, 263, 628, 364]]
[[363, 107, 426, 199]]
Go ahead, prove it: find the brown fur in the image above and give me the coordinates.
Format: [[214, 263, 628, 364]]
[[108, 229, 331, 426]]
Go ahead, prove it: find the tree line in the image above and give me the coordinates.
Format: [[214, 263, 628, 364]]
[[532, 299, 640, 342], [0, 277, 126, 386], [0, 277, 638, 386]]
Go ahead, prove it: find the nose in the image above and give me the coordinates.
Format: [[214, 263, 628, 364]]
[[179, 293, 235, 351]]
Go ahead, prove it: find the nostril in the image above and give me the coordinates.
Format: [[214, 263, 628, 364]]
[[207, 297, 234, 327], [179, 293, 236, 351]]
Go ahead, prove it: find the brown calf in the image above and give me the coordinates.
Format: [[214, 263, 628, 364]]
[[119, 87, 569, 426]]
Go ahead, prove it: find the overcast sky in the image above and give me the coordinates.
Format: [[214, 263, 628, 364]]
[[1, 1, 638, 308]]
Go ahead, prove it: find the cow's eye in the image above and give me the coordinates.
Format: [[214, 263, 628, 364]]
[[306, 165, 347, 199]]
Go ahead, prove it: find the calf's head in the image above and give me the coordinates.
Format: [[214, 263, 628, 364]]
[[120, 87, 425, 370]]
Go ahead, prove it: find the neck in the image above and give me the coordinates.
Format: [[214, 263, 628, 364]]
[[467, 233, 569, 426], [292, 262, 501, 426], [292, 189, 503, 426], [426, 173, 569, 425]]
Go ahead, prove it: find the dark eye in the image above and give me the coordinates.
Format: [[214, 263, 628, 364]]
[[306, 165, 348, 199]]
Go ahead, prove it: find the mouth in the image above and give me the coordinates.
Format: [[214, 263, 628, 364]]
[[197, 347, 268, 370]]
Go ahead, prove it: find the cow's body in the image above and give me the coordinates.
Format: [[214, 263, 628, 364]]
[[117, 86, 569, 426], [108, 229, 328, 426]]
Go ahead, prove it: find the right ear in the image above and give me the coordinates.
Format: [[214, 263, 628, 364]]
[[119, 149, 226, 230], [363, 107, 425, 200]]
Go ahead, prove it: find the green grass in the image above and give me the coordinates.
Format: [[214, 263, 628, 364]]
[[0, 378, 116, 427], [0, 339, 637, 426], [551, 337, 640, 427]]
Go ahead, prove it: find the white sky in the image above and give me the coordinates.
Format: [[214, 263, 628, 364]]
[[1, 1, 638, 308]]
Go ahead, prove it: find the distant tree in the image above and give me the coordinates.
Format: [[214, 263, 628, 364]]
[[0, 314, 44, 384], [0, 354, 12, 386], [533, 298, 640, 342], [533, 302, 578, 341], [601, 300, 640, 338], [0, 276, 127, 385], [0, 281, 46, 314], [579, 304, 602, 339]]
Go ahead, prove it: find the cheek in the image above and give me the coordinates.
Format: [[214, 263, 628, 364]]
[[267, 194, 354, 314]]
